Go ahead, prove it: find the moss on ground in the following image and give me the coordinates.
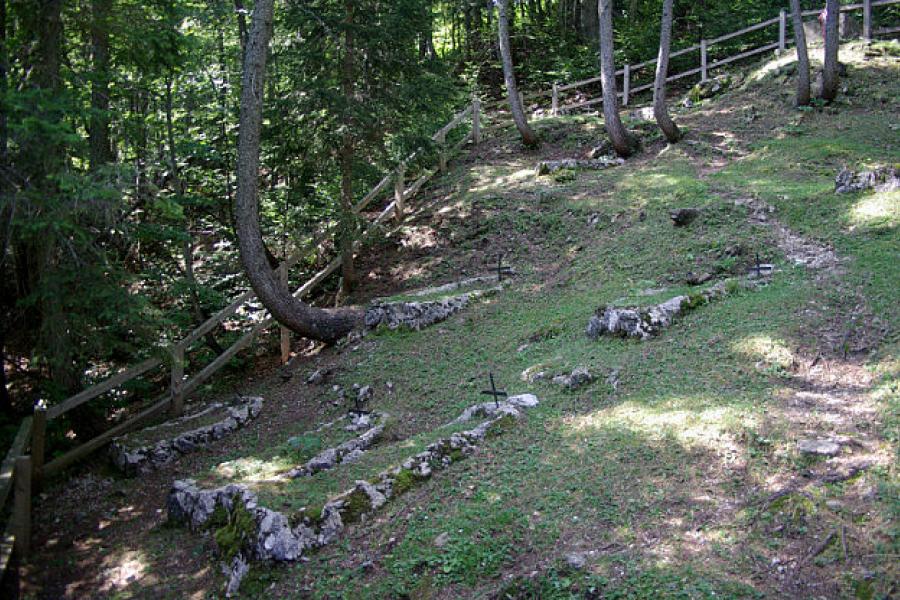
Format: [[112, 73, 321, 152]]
[[44, 43, 899, 600]]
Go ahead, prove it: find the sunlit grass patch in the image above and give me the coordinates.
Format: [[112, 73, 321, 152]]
[[849, 190, 900, 230]]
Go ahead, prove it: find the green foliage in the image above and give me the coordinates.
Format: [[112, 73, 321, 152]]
[[285, 434, 323, 462], [392, 468, 419, 496], [211, 503, 257, 562], [340, 488, 374, 524]]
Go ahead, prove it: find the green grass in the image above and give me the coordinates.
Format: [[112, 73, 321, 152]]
[[266, 49, 897, 598], [65, 45, 899, 600]]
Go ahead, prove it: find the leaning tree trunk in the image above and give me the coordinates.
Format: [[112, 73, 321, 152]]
[[789, 0, 811, 106], [234, 0, 363, 344], [820, 0, 839, 101], [652, 0, 681, 143], [598, 0, 639, 157], [496, 0, 539, 147]]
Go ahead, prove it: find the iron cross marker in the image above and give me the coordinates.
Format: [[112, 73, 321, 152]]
[[349, 386, 372, 416], [496, 253, 513, 282], [481, 372, 508, 408]]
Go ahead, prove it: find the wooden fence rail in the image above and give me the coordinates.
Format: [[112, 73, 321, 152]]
[[3, 0, 899, 585], [549, 0, 899, 115], [0, 95, 484, 589]]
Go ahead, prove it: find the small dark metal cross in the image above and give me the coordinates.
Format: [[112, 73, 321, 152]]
[[350, 394, 371, 416], [755, 252, 762, 277], [481, 372, 508, 408], [496, 253, 513, 282]]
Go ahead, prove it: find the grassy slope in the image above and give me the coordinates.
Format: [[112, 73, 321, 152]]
[[26, 42, 898, 599]]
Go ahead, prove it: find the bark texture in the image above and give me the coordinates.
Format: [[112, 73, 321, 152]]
[[89, 0, 114, 168], [790, 0, 811, 106], [820, 0, 840, 101], [338, 0, 356, 295], [598, 0, 638, 157], [234, 0, 363, 344], [652, 0, 681, 143], [497, 0, 539, 147]]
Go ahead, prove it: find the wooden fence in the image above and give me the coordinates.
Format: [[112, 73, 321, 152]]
[[549, 0, 900, 114], [0, 96, 482, 588]]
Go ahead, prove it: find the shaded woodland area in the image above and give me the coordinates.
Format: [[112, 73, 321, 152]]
[[0, 0, 898, 597], [0, 0, 896, 476]]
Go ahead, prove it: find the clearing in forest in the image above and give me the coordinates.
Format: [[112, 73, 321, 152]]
[[26, 42, 899, 599]]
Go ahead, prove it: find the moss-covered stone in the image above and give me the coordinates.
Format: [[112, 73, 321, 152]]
[[206, 504, 230, 530], [290, 503, 325, 528], [486, 414, 518, 438], [392, 468, 418, 496], [685, 292, 708, 310], [340, 489, 373, 524], [213, 503, 257, 561]]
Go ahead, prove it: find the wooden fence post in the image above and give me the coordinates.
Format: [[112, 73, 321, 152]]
[[472, 98, 481, 144], [700, 40, 708, 82], [169, 344, 185, 417], [551, 83, 559, 116], [30, 403, 46, 492], [394, 162, 406, 221], [863, 0, 872, 42], [13, 456, 31, 558], [279, 266, 290, 365], [778, 9, 787, 52], [623, 64, 631, 106]]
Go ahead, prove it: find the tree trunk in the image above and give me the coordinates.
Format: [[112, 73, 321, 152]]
[[0, 330, 10, 415], [820, 0, 839, 101], [598, 0, 638, 157], [0, 0, 7, 172], [234, 0, 363, 344], [652, 0, 681, 143], [234, 0, 248, 56], [89, 0, 114, 169], [790, 0, 811, 106], [31, 0, 86, 413], [338, 0, 356, 297], [496, 0, 539, 147], [420, 1, 436, 60], [580, 0, 599, 41]]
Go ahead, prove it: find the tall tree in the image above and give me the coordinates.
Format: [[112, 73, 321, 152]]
[[0, 0, 9, 415], [652, 0, 681, 143], [496, 0, 539, 147], [89, 0, 114, 168], [234, 0, 363, 344], [337, 0, 356, 297], [598, 0, 638, 157], [820, 0, 839, 101], [789, 0, 810, 106]]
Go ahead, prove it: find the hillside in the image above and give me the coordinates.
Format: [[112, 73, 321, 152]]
[[25, 41, 899, 599]]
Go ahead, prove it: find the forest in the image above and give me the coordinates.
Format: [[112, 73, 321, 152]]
[[1, 0, 899, 597], [3, 0, 859, 428]]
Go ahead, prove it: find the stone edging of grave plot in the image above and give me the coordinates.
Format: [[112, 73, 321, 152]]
[[285, 412, 387, 478], [110, 396, 263, 477], [371, 275, 501, 303], [587, 279, 757, 341], [365, 286, 501, 331], [166, 393, 538, 596]]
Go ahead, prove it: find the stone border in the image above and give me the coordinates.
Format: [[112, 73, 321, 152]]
[[166, 394, 538, 596], [587, 280, 756, 341], [365, 286, 501, 331], [109, 396, 263, 477], [372, 275, 501, 303], [285, 412, 387, 478]]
